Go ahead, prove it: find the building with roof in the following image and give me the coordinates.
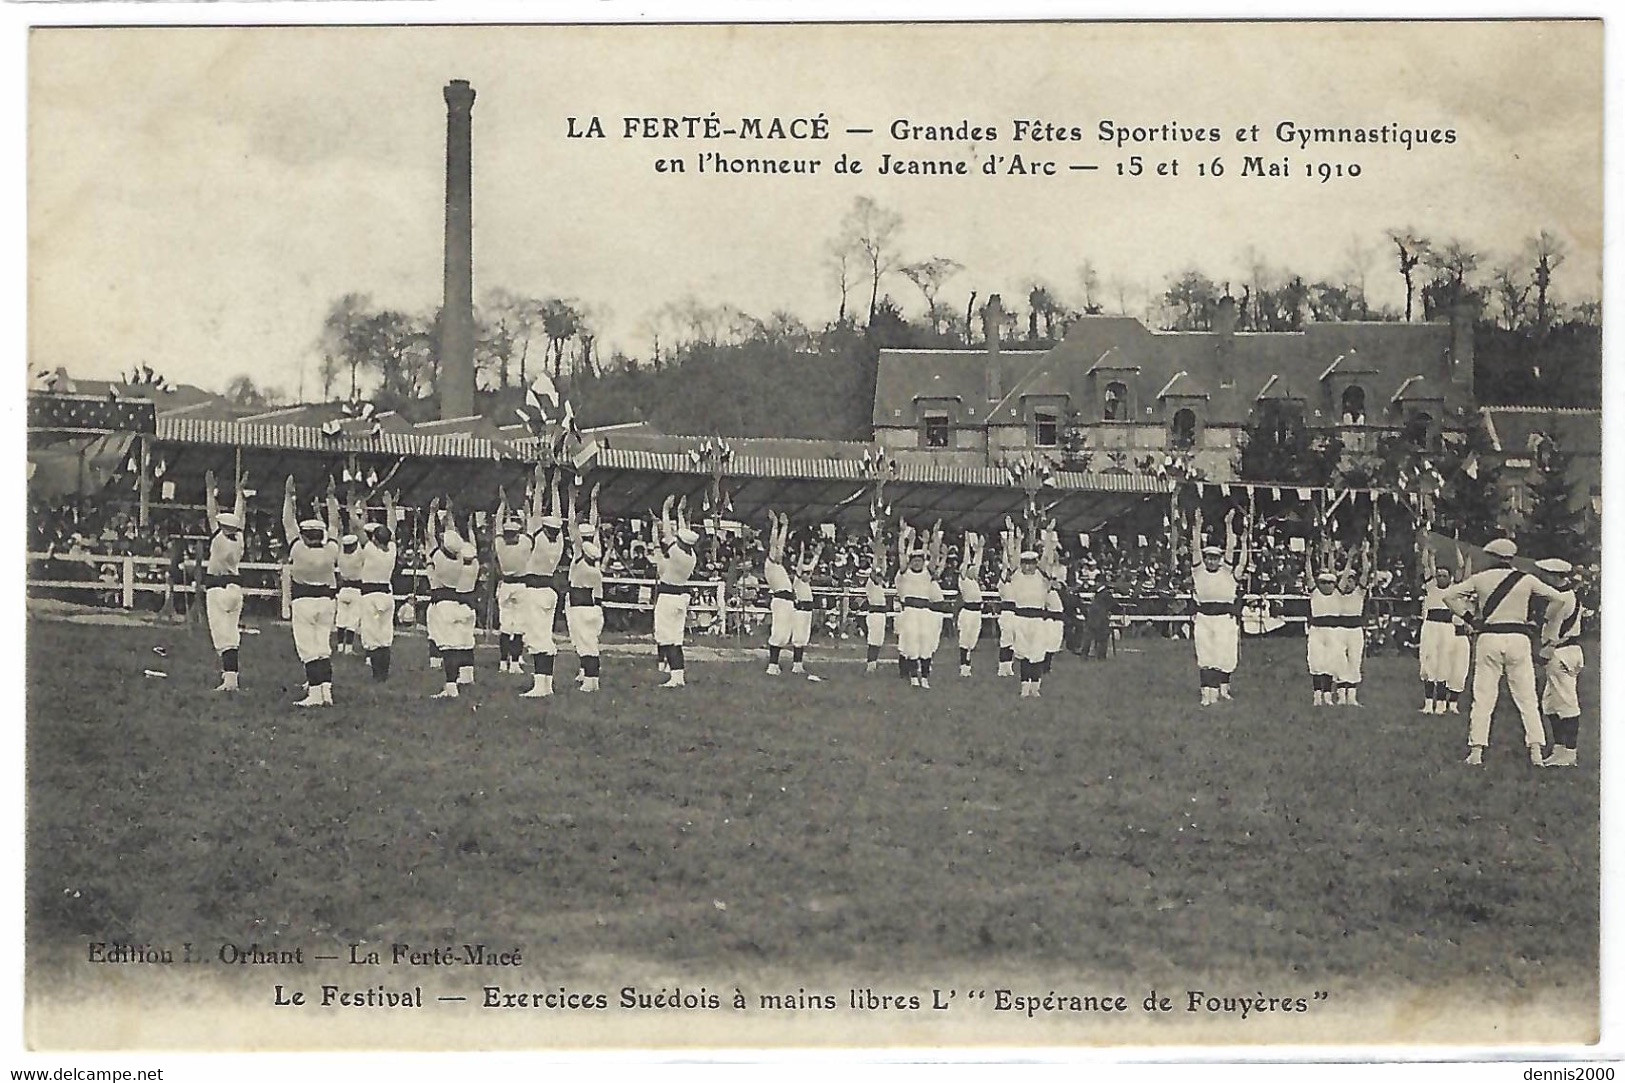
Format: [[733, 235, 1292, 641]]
[[872, 297, 1476, 481]]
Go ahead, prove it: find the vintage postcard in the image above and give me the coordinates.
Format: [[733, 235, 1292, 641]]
[[20, 16, 1606, 1057]]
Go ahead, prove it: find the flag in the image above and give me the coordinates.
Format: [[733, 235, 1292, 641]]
[[527, 373, 561, 413], [1297, 488, 1311, 500]]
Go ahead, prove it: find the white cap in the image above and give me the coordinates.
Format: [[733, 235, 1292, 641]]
[[340, 534, 359, 547], [216, 512, 242, 530], [502, 517, 524, 532], [1536, 558, 1573, 575], [540, 515, 563, 529], [440, 531, 464, 557], [363, 521, 383, 535], [580, 541, 602, 562], [1484, 538, 1518, 558], [1202, 544, 1223, 556], [1019, 549, 1039, 561], [677, 527, 700, 545], [1316, 571, 1337, 583], [299, 519, 326, 535]]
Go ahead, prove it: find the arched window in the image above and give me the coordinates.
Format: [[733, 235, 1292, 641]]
[[1340, 385, 1367, 425], [1104, 381, 1129, 421], [1171, 407, 1197, 449], [1405, 410, 1434, 450]]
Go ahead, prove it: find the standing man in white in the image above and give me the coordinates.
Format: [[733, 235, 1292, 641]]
[[1441, 538, 1567, 766], [281, 476, 339, 708], [521, 470, 568, 699], [493, 494, 534, 675], [357, 491, 397, 682], [956, 531, 984, 678], [1534, 558, 1585, 768], [1189, 507, 1248, 706], [203, 469, 246, 692], [762, 511, 795, 676], [654, 495, 700, 688]]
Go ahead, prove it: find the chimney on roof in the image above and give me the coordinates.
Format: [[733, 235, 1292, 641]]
[[983, 293, 1004, 403], [440, 79, 477, 422], [1447, 301, 1476, 397], [1213, 294, 1238, 388]]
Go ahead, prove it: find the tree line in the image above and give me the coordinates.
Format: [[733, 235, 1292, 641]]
[[222, 197, 1599, 424]]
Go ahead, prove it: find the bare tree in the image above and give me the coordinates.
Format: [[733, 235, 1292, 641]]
[[899, 257, 963, 334], [317, 353, 341, 401], [1387, 228, 1430, 321], [838, 196, 904, 325], [826, 239, 856, 325], [319, 292, 376, 401], [1341, 235, 1377, 317], [1077, 260, 1101, 313], [1528, 229, 1567, 332], [1491, 264, 1533, 331]]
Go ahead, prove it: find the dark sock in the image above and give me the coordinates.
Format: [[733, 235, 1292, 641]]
[[377, 646, 391, 680], [221, 648, 239, 673], [536, 653, 554, 676], [792, 646, 804, 664], [304, 660, 319, 686], [866, 645, 879, 663], [671, 646, 684, 672], [1000, 646, 1014, 665], [768, 645, 780, 666], [584, 656, 600, 678], [921, 658, 932, 678]]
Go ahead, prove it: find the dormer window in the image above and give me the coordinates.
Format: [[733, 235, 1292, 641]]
[[1340, 385, 1367, 425], [922, 410, 950, 448], [1034, 409, 1060, 447], [1171, 407, 1197, 449], [1104, 381, 1130, 421]]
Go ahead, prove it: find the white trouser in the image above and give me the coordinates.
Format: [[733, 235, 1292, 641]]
[[896, 605, 932, 658], [567, 604, 604, 658], [865, 612, 887, 648], [957, 609, 982, 651], [360, 589, 395, 650], [1541, 644, 1583, 718], [525, 585, 559, 655], [653, 590, 690, 646], [1306, 626, 1335, 676], [768, 597, 795, 647], [1013, 615, 1048, 664], [1468, 632, 1545, 749], [998, 610, 1014, 649], [206, 584, 242, 653], [497, 581, 528, 634], [334, 586, 362, 632], [434, 599, 476, 651], [1335, 627, 1365, 684], [290, 595, 335, 663], [1418, 621, 1456, 681], [1193, 613, 1238, 672], [791, 606, 813, 648], [920, 609, 944, 657]]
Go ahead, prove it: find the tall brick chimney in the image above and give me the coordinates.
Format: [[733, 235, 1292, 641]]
[[440, 79, 476, 421], [983, 293, 1004, 404]]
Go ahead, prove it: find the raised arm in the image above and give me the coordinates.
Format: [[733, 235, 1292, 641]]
[[325, 479, 343, 539], [205, 469, 220, 530], [281, 476, 299, 545], [383, 490, 397, 540], [1189, 506, 1203, 567]]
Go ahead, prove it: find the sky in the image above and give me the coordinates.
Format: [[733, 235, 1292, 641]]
[[27, 20, 1603, 399]]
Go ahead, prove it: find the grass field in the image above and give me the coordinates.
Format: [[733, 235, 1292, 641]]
[[24, 611, 1599, 1043]]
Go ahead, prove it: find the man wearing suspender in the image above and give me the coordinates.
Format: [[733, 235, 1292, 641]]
[[282, 476, 340, 708], [203, 470, 246, 692], [763, 511, 795, 676], [358, 494, 397, 683], [1535, 558, 1585, 768], [1441, 538, 1567, 767]]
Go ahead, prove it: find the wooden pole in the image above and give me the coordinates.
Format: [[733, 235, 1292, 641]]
[[138, 436, 152, 529]]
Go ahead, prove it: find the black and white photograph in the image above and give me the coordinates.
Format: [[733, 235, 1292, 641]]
[[17, 14, 1610, 1060]]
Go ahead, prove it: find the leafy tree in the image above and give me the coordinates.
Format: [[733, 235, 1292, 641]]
[[1519, 432, 1583, 558], [1234, 401, 1340, 484], [1162, 269, 1219, 330], [1527, 229, 1567, 333]]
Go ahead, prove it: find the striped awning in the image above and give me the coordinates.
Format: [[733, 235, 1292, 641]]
[[155, 417, 526, 461], [581, 445, 1169, 534]]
